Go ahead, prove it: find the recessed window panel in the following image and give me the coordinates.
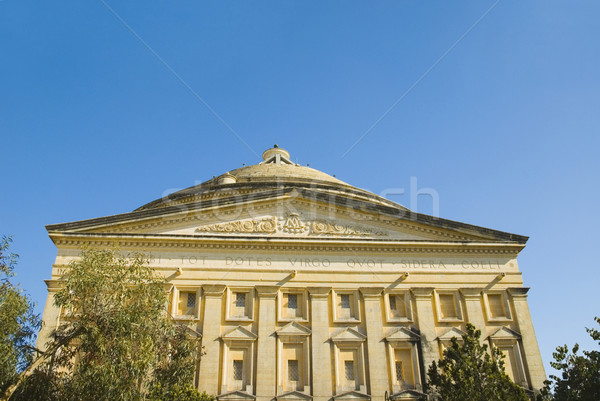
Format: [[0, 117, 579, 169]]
[[389, 294, 407, 318], [488, 294, 507, 319], [439, 294, 458, 319]]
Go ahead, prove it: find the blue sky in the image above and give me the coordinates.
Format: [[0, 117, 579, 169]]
[[1, 0, 599, 376]]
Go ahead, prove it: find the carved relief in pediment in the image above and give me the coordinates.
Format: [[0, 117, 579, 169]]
[[194, 213, 388, 238], [196, 217, 278, 234]]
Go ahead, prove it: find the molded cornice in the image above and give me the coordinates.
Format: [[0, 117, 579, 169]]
[[46, 186, 528, 244], [47, 232, 524, 255]]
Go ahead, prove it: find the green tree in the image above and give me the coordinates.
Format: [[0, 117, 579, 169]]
[[0, 236, 40, 395], [5, 247, 205, 401], [542, 317, 600, 401], [427, 323, 529, 401]]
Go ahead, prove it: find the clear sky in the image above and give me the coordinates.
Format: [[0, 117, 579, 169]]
[[1, 0, 599, 377]]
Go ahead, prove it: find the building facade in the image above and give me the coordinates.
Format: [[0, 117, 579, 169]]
[[38, 146, 545, 400]]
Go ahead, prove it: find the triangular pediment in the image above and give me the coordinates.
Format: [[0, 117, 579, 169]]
[[176, 323, 202, 338], [488, 326, 521, 340], [222, 326, 257, 341], [276, 321, 311, 337], [389, 389, 426, 400], [385, 327, 420, 342], [332, 390, 371, 400], [276, 391, 312, 401], [437, 327, 467, 341], [331, 327, 367, 343], [46, 188, 527, 245], [217, 391, 256, 401]]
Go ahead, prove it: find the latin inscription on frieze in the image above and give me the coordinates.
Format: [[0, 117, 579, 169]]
[[147, 254, 509, 272]]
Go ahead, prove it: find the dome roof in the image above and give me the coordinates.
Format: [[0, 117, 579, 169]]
[[136, 146, 403, 211], [226, 160, 347, 187]]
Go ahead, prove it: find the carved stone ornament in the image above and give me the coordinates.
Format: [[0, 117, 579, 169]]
[[195, 214, 387, 237], [195, 217, 277, 234], [280, 213, 308, 234], [311, 220, 384, 236]]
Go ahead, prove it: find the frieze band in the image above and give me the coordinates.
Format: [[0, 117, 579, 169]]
[[195, 213, 388, 237]]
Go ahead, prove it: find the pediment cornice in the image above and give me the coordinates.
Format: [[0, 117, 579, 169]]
[[331, 327, 367, 343], [275, 391, 312, 401], [276, 321, 312, 337], [389, 389, 426, 400], [332, 390, 371, 400], [436, 327, 467, 342], [385, 327, 420, 342], [46, 188, 528, 245], [217, 391, 256, 401], [48, 232, 525, 256], [222, 326, 257, 341], [487, 326, 521, 341]]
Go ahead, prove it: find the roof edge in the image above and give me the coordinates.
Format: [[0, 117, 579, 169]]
[[46, 187, 528, 244]]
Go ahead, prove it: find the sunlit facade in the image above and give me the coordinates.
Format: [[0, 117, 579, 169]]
[[38, 146, 545, 400]]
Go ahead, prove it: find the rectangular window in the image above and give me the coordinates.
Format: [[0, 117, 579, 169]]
[[287, 293, 298, 309], [340, 294, 351, 309], [283, 292, 303, 319], [394, 349, 415, 385], [235, 292, 246, 308], [187, 292, 196, 308], [389, 295, 397, 311], [228, 290, 252, 320], [288, 359, 299, 382], [488, 294, 507, 319], [499, 346, 521, 383], [283, 343, 303, 391], [389, 294, 407, 318], [439, 294, 458, 319], [177, 291, 197, 316], [344, 360, 355, 381], [395, 361, 403, 382], [233, 360, 244, 381], [335, 292, 357, 321]]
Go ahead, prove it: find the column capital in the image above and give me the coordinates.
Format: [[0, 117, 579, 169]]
[[360, 287, 384, 298], [308, 287, 331, 298], [460, 287, 483, 299], [508, 287, 530, 298], [255, 285, 279, 298], [411, 287, 435, 298], [202, 284, 226, 297], [44, 279, 63, 291]]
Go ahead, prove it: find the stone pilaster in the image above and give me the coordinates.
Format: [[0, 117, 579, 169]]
[[460, 288, 487, 341], [35, 280, 62, 351], [198, 284, 226, 395], [308, 287, 332, 401], [360, 287, 387, 401], [508, 287, 546, 391], [255, 286, 279, 401], [411, 288, 439, 375]]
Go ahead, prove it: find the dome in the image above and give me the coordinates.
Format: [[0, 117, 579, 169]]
[[136, 146, 404, 211], [226, 162, 347, 188]]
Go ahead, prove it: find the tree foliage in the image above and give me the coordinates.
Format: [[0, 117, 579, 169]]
[[8, 247, 205, 401], [542, 317, 600, 401], [427, 323, 529, 401], [0, 236, 40, 395]]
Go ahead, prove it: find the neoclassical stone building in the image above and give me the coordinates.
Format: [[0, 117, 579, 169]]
[[38, 146, 545, 400]]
